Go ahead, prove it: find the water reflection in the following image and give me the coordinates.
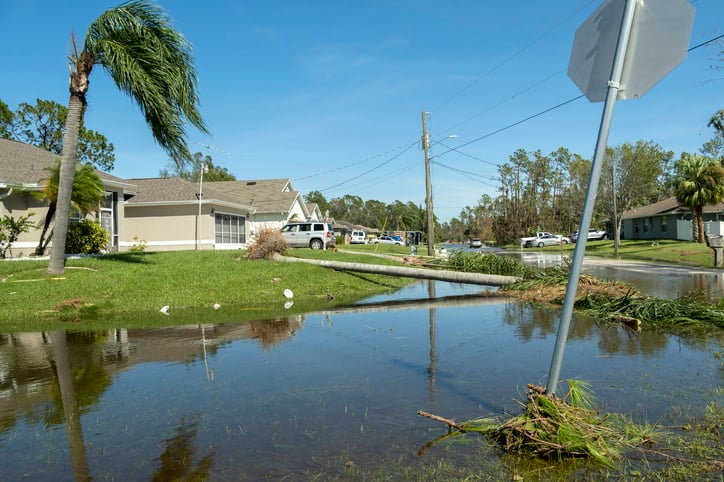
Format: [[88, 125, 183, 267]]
[[152, 416, 214, 481], [0, 283, 721, 480]]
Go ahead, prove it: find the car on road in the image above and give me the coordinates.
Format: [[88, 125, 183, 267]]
[[469, 238, 482, 248], [371, 235, 404, 246], [280, 222, 336, 250], [524, 233, 571, 248], [571, 228, 609, 242]]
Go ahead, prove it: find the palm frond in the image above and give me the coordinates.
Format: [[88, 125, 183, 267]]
[[84, 0, 208, 164]]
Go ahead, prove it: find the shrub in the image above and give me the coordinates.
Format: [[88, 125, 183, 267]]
[[129, 237, 147, 252], [246, 227, 288, 260], [0, 213, 35, 258], [65, 220, 109, 254]]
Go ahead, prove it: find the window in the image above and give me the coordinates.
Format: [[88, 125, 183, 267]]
[[661, 217, 667, 233], [215, 213, 246, 244]]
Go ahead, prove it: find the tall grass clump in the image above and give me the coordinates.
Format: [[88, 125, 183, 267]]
[[245, 227, 287, 260], [445, 251, 530, 277]]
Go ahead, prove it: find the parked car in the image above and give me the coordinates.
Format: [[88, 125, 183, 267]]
[[524, 233, 571, 248], [520, 231, 554, 246], [371, 235, 404, 246], [571, 228, 609, 242], [280, 222, 335, 250], [349, 230, 367, 244], [469, 238, 482, 248]]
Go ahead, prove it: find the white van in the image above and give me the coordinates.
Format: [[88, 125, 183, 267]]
[[350, 230, 367, 244]]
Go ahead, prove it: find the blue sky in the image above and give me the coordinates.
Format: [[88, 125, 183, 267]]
[[1, 0, 722, 222]]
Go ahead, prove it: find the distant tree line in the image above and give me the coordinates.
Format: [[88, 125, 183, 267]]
[[308, 109, 724, 245]]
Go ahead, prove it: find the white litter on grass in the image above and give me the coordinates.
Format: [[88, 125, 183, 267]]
[[160, 305, 170, 315], [213, 303, 221, 310], [284, 301, 294, 309], [283, 289, 294, 299]]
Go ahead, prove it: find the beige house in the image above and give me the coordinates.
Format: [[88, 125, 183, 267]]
[[1, 139, 322, 255], [207, 179, 319, 238], [0, 138, 135, 256]]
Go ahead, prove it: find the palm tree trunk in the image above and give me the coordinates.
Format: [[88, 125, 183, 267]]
[[272, 254, 520, 286], [48, 95, 84, 274], [36, 201, 56, 255], [49, 330, 91, 482], [696, 206, 706, 243]]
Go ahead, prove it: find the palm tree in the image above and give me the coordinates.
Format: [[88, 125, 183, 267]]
[[672, 153, 724, 243], [49, 1, 208, 274], [35, 160, 105, 255]]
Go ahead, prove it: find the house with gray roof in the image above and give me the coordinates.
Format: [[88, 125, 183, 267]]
[[1, 138, 323, 255], [206, 179, 318, 237], [621, 196, 724, 241], [123, 177, 253, 251], [0, 138, 135, 256]]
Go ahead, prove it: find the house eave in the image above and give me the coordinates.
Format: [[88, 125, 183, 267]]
[[125, 199, 252, 211]]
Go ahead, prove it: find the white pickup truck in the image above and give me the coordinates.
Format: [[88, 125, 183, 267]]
[[519, 232, 553, 247]]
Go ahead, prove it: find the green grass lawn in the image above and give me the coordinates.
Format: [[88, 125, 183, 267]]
[[0, 249, 411, 331], [2, 239, 719, 332], [517, 238, 719, 268]]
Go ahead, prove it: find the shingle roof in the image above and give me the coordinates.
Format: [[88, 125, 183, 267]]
[[207, 179, 304, 214], [621, 196, 724, 219], [0, 138, 136, 193], [126, 177, 244, 205], [0, 138, 58, 184]]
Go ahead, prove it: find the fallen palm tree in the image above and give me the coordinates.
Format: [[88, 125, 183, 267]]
[[272, 253, 521, 287]]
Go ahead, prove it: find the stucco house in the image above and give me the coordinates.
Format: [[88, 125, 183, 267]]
[[122, 177, 252, 251], [0, 138, 135, 256], [1, 139, 323, 255], [621, 196, 724, 241], [206, 179, 318, 238]]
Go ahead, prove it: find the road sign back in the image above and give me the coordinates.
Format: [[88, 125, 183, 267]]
[[568, 0, 694, 103]]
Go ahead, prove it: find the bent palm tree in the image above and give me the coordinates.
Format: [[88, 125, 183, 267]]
[[673, 153, 724, 243], [49, 0, 208, 274], [35, 161, 104, 255]]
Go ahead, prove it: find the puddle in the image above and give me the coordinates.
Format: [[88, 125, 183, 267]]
[[0, 281, 721, 480]]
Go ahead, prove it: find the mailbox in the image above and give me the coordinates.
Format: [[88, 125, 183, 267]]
[[706, 234, 723, 248]]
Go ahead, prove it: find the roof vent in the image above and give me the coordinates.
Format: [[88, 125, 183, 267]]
[[246, 181, 256, 186]]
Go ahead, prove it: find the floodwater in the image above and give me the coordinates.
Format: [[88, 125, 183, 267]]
[[447, 243, 724, 301], [0, 280, 721, 480]]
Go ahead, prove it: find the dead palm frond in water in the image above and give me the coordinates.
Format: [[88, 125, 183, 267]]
[[418, 380, 660, 467]]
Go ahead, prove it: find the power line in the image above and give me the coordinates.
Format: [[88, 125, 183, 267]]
[[293, 140, 417, 182], [319, 140, 418, 193], [455, 95, 585, 152], [431, 0, 597, 114], [432, 160, 499, 189]]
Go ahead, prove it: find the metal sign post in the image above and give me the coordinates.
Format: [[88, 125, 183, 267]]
[[546, 0, 694, 395]]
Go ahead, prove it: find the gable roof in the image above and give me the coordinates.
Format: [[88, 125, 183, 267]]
[[207, 179, 307, 215], [126, 177, 247, 208], [621, 196, 724, 219]]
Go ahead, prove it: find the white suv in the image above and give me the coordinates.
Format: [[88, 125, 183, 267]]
[[280, 222, 336, 250]]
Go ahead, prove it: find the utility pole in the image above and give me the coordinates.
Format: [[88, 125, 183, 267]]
[[422, 112, 434, 256]]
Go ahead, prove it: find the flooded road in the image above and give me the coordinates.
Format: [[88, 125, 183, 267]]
[[447, 244, 724, 301], [0, 280, 721, 480]]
